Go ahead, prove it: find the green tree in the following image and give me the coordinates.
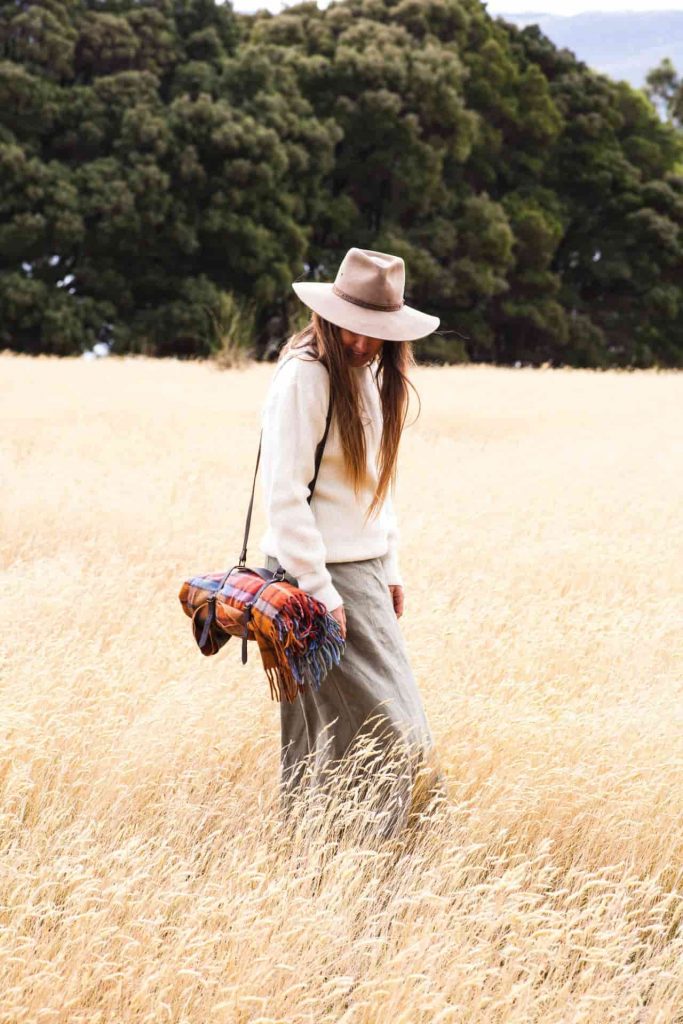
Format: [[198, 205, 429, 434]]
[[0, 0, 681, 365]]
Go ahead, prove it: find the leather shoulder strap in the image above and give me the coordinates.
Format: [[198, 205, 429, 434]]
[[238, 349, 333, 566]]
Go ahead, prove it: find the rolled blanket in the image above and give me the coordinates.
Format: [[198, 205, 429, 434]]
[[179, 568, 346, 703]]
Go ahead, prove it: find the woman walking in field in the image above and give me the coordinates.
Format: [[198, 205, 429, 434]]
[[259, 247, 445, 837]]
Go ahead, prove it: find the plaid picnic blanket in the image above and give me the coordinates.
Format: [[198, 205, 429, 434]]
[[179, 568, 346, 703]]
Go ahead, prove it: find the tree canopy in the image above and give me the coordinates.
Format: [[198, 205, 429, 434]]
[[1, 0, 681, 366]]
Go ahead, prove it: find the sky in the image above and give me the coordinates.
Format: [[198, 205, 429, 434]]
[[483, 0, 683, 12], [231, 0, 683, 15]]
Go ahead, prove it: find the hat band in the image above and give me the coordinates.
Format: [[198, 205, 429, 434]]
[[332, 283, 404, 312]]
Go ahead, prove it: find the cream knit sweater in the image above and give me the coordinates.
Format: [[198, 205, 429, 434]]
[[258, 353, 403, 612]]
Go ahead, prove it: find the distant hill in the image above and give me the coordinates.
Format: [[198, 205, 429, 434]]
[[495, 10, 683, 88]]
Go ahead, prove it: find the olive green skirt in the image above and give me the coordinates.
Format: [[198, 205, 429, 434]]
[[264, 554, 445, 837]]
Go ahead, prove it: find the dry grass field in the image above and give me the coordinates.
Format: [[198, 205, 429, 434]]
[[1, 351, 682, 1023]]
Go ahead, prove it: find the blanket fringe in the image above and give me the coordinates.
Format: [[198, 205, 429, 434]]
[[265, 664, 301, 704], [259, 605, 345, 703]]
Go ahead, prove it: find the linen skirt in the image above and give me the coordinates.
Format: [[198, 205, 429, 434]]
[[264, 553, 445, 837]]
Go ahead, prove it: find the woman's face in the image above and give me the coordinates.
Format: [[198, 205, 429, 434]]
[[338, 327, 384, 368]]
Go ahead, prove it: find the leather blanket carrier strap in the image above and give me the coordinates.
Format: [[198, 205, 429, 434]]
[[197, 350, 334, 665]]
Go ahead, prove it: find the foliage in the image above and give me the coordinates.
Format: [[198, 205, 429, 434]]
[[0, 0, 681, 365]]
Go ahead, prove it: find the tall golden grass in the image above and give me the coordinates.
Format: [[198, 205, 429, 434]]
[[1, 351, 682, 1022]]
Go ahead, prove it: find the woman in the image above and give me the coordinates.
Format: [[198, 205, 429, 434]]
[[259, 247, 445, 837]]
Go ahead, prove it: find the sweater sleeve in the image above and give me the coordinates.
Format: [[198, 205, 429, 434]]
[[380, 482, 404, 587], [259, 355, 344, 612]]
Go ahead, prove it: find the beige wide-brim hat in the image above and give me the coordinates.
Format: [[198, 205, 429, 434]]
[[292, 247, 440, 342]]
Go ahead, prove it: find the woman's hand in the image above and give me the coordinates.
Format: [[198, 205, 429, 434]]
[[389, 585, 404, 618], [330, 604, 347, 640]]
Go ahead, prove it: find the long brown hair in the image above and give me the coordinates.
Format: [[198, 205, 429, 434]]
[[279, 312, 421, 521]]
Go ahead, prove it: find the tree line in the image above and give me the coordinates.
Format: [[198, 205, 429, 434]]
[[1, 0, 682, 367]]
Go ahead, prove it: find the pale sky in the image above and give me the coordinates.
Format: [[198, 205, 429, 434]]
[[484, 0, 683, 12], [231, 0, 683, 15]]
